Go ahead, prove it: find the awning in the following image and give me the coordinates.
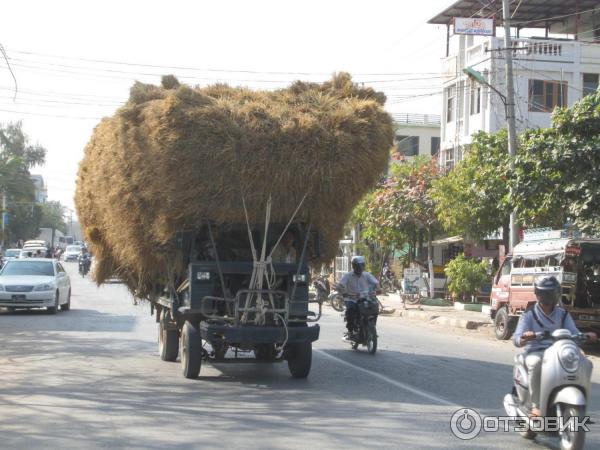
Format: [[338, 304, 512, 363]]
[[428, 0, 599, 29], [432, 235, 464, 246]]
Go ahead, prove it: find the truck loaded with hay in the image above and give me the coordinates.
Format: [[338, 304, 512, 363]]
[[75, 73, 393, 379]]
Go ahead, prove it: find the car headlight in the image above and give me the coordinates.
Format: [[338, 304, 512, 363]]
[[558, 344, 580, 373], [293, 274, 307, 283], [33, 283, 54, 292]]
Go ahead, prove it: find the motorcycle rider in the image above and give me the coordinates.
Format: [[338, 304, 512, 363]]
[[78, 248, 92, 275], [338, 255, 379, 339], [513, 275, 597, 417]]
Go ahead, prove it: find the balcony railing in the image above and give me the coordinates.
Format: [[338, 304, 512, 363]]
[[392, 113, 441, 126]]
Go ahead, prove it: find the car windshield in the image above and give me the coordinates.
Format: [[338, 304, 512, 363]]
[[66, 245, 81, 252], [1, 261, 55, 276], [5, 250, 20, 257]]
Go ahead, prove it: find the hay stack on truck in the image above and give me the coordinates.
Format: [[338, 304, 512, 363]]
[[75, 74, 393, 379], [491, 229, 600, 340]]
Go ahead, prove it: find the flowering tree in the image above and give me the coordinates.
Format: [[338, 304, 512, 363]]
[[353, 156, 440, 296]]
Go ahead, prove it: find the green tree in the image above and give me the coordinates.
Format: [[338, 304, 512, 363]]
[[512, 91, 600, 233], [432, 130, 511, 248], [40, 201, 68, 234], [353, 156, 440, 295], [444, 254, 489, 301], [0, 121, 47, 245]]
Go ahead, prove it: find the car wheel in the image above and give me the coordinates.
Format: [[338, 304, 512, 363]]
[[47, 291, 60, 314], [60, 289, 71, 311]]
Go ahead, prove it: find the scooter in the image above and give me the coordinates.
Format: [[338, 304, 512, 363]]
[[503, 329, 593, 450]]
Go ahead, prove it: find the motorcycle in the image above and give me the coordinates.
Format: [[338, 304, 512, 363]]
[[380, 265, 398, 294], [328, 284, 346, 312], [78, 255, 91, 277], [312, 274, 330, 304], [503, 329, 593, 450], [344, 294, 380, 354]]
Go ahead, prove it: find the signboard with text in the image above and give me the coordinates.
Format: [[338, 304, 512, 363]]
[[454, 17, 495, 36]]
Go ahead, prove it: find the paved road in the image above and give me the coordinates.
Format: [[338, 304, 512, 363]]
[[1, 263, 599, 449]]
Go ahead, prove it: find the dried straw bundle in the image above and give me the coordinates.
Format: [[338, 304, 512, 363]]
[[75, 73, 393, 298]]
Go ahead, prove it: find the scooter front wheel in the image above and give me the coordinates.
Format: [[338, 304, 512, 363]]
[[560, 405, 586, 450]]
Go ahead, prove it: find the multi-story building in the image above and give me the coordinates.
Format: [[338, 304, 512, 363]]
[[429, 0, 600, 168], [392, 113, 441, 159], [29, 174, 47, 203]]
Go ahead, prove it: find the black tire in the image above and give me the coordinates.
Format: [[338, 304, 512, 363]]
[[331, 294, 345, 312], [287, 342, 312, 378], [47, 291, 60, 314], [559, 405, 586, 450], [181, 321, 202, 379], [158, 310, 179, 362], [366, 323, 377, 354], [494, 307, 514, 340], [60, 290, 71, 311]]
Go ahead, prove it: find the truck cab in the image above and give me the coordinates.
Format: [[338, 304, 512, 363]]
[[154, 222, 321, 379]]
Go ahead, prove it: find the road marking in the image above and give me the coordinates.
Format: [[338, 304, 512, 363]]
[[315, 349, 458, 407]]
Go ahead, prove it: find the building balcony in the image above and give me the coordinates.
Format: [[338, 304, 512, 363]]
[[392, 112, 441, 126], [443, 37, 584, 79]]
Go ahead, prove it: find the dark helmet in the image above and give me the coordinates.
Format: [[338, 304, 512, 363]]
[[351, 255, 366, 274], [534, 275, 560, 305]]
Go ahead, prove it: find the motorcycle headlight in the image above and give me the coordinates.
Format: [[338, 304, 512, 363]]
[[558, 344, 580, 373], [34, 283, 54, 292]]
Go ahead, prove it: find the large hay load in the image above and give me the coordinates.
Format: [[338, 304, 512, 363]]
[[75, 73, 393, 299]]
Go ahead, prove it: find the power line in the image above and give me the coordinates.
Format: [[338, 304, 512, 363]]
[[8, 48, 445, 77], [511, 7, 600, 26], [0, 43, 17, 101]]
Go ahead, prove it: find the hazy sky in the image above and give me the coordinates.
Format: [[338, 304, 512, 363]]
[[0, 0, 452, 213]]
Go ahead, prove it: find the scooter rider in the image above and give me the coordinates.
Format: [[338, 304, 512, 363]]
[[513, 275, 597, 417], [338, 255, 379, 338]]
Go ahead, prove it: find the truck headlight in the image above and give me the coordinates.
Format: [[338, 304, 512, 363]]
[[558, 344, 580, 373], [196, 272, 210, 281], [34, 283, 54, 292], [293, 274, 307, 283]]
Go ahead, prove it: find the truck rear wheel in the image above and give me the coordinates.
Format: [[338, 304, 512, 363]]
[[181, 321, 202, 379], [158, 310, 179, 362], [494, 307, 515, 340], [287, 342, 312, 378]]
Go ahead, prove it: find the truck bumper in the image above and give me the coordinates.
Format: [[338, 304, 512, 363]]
[[199, 322, 320, 345]]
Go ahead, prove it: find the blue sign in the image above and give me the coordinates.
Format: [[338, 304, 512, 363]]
[[2, 212, 8, 226]]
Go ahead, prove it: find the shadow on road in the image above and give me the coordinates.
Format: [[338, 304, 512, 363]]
[[0, 307, 136, 333]]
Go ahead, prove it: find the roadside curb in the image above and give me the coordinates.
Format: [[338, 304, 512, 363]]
[[392, 308, 491, 330]]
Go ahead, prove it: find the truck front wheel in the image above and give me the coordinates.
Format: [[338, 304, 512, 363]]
[[181, 321, 202, 379], [494, 307, 515, 340], [287, 342, 312, 378]]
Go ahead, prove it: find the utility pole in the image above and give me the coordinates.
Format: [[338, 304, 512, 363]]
[[502, 0, 519, 252], [1, 193, 5, 251]]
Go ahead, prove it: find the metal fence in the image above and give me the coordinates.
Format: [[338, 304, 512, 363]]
[[334, 256, 350, 282]]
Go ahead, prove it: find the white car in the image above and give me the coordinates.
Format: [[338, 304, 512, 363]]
[[63, 245, 83, 262], [0, 259, 71, 313], [3, 249, 21, 261]]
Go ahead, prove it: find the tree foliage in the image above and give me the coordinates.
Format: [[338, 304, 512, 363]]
[[0, 121, 48, 243], [40, 201, 67, 234], [513, 91, 600, 233], [432, 130, 510, 244], [444, 253, 489, 300]]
